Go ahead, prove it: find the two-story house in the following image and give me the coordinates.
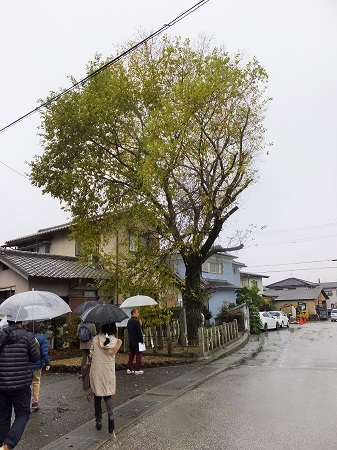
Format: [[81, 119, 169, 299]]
[[171, 251, 245, 323], [0, 223, 109, 313], [240, 271, 269, 293], [319, 282, 337, 313]]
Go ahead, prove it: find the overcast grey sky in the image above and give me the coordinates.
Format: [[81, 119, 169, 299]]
[[1, 0, 336, 284]]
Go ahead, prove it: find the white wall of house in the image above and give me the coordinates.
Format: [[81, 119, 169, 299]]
[[50, 230, 75, 256], [208, 290, 237, 323], [240, 273, 266, 293], [0, 268, 29, 294]]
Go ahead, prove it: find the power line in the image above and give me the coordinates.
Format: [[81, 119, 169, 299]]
[[244, 233, 337, 248], [252, 266, 337, 274], [247, 259, 336, 268], [256, 222, 337, 234], [0, 0, 209, 134], [0, 160, 28, 179]]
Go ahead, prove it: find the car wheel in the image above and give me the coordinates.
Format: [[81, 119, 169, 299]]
[[286, 322, 290, 328], [276, 322, 280, 330], [264, 323, 268, 332], [281, 321, 284, 328]]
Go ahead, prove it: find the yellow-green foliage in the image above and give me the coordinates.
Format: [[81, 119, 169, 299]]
[[139, 306, 173, 328]]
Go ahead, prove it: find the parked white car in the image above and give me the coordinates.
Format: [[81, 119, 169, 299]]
[[269, 310, 290, 328], [331, 309, 337, 322], [259, 311, 280, 331]]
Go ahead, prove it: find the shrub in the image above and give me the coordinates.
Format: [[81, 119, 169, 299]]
[[215, 303, 244, 330]]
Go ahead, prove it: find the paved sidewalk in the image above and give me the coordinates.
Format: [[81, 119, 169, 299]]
[[40, 333, 262, 450]]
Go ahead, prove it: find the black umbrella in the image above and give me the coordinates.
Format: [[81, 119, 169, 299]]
[[80, 303, 128, 324], [73, 300, 103, 314]]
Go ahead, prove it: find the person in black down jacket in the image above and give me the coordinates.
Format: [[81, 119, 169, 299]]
[[127, 308, 144, 375], [0, 319, 40, 450]]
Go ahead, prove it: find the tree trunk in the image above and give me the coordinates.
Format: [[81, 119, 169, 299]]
[[182, 255, 204, 343]]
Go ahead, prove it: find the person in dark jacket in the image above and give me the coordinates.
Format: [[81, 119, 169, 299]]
[[27, 322, 51, 411], [127, 309, 144, 375], [77, 321, 97, 376], [0, 319, 40, 450]]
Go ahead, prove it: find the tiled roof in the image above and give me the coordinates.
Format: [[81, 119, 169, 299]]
[[265, 277, 319, 289], [319, 282, 337, 289], [202, 278, 241, 290], [0, 249, 107, 280], [4, 223, 70, 246], [240, 271, 269, 279], [263, 287, 328, 301]]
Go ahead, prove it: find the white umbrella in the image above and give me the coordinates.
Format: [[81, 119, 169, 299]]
[[0, 290, 71, 322], [119, 295, 158, 308], [0, 316, 8, 327]]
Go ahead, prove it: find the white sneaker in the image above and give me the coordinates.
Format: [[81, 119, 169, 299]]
[[134, 370, 144, 375], [127, 369, 134, 375]]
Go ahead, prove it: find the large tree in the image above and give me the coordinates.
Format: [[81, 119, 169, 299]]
[[29, 36, 269, 339]]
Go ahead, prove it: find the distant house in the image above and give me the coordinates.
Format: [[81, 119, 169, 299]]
[[172, 252, 245, 323], [319, 282, 337, 311], [264, 277, 329, 318], [240, 271, 269, 293], [265, 277, 319, 290]]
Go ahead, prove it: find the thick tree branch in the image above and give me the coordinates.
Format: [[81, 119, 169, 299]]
[[206, 243, 244, 259]]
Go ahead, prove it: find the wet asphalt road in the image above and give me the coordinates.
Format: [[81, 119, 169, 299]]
[[15, 360, 201, 450], [106, 322, 337, 450]]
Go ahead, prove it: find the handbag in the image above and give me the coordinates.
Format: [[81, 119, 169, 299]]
[[82, 363, 91, 390]]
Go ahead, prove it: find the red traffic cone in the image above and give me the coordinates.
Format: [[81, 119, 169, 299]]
[[303, 317, 306, 323], [299, 317, 303, 325]]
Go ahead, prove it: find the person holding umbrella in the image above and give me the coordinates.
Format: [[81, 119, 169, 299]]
[[0, 313, 40, 450], [127, 308, 144, 375], [89, 322, 122, 434], [78, 303, 127, 379]]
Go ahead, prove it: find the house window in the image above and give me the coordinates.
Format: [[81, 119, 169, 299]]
[[75, 240, 82, 257], [325, 290, 333, 296], [38, 242, 50, 254], [129, 234, 148, 252], [75, 240, 99, 258], [202, 261, 223, 274]]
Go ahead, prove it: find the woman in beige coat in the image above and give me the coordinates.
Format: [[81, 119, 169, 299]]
[[89, 322, 122, 434]]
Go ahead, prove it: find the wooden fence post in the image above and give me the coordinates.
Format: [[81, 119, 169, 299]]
[[152, 327, 158, 355], [167, 323, 172, 355], [123, 328, 129, 353], [233, 319, 238, 338], [158, 324, 164, 349], [216, 326, 221, 348], [198, 327, 205, 356], [180, 308, 188, 348]]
